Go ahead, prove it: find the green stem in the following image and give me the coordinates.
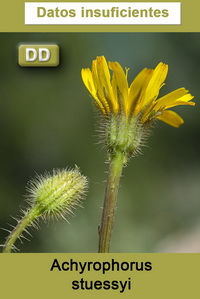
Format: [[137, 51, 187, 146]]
[[98, 151, 125, 253], [3, 206, 41, 253]]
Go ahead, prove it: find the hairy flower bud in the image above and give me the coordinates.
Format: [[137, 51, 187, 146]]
[[3, 167, 88, 253], [26, 168, 88, 220]]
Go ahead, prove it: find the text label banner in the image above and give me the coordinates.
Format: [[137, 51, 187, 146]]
[[25, 2, 181, 25]]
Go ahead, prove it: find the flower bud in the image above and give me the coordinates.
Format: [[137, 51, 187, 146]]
[[26, 168, 88, 220]]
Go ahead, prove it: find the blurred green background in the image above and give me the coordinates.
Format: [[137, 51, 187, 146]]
[[0, 33, 200, 253]]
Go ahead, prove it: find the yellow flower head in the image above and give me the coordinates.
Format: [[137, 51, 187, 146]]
[[81, 56, 195, 128]]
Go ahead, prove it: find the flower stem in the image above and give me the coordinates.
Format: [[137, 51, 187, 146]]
[[98, 151, 125, 253], [3, 206, 41, 253]]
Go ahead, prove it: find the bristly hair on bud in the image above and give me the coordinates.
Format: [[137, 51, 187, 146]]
[[26, 168, 88, 221], [2, 167, 88, 253]]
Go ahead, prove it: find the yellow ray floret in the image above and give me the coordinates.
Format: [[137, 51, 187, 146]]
[[81, 56, 195, 127]]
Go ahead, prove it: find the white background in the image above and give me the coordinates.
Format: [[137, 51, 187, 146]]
[[25, 2, 181, 25]]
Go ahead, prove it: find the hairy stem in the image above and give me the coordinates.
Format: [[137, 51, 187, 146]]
[[98, 151, 125, 253], [3, 206, 41, 253]]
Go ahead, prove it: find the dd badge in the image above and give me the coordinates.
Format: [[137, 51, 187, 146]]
[[18, 44, 59, 67]]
